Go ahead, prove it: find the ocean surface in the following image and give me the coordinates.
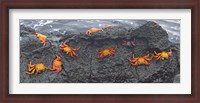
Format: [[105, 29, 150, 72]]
[[20, 19, 180, 43]]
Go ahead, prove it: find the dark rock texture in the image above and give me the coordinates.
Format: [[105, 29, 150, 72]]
[[20, 21, 180, 83]]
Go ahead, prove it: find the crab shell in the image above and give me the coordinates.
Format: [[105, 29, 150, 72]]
[[153, 49, 172, 61], [127, 54, 152, 66], [59, 42, 80, 58], [86, 28, 102, 36], [27, 61, 46, 75], [49, 55, 62, 73], [97, 46, 117, 58]]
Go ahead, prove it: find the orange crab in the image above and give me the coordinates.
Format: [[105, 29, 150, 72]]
[[86, 28, 103, 36], [86, 26, 112, 36], [59, 42, 80, 58], [97, 46, 117, 58], [32, 32, 47, 46], [49, 55, 62, 73], [27, 61, 47, 75], [127, 54, 153, 66], [153, 49, 172, 61]]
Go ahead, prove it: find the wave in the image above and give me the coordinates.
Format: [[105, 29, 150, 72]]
[[19, 19, 180, 43]]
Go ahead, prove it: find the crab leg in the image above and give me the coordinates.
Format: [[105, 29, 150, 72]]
[[144, 61, 150, 65], [127, 58, 132, 62], [28, 63, 35, 71], [143, 54, 150, 58], [133, 61, 139, 66], [145, 56, 152, 61], [70, 52, 75, 58], [157, 56, 162, 61], [60, 48, 64, 51], [27, 69, 36, 74], [28, 64, 34, 71], [154, 51, 158, 55], [130, 62, 135, 66], [65, 51, 70, 55], [42, 41, 46, 46], [28, 67, 34, 72], [98, 53, 104, 58], [131, 41, 136, 46], [73, 47, 80, 51], [63, 42, 69, 47], [49, 65, 56, 71], [56, 67, 62, 73], [72, 51, 78, 57], [128, 58, 137, 63], [109, 51, 115, 56], [168, 49, 173, 56], [35, 69, 39, 74], [155, 56, 161, 60]]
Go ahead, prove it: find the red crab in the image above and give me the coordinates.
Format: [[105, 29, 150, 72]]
[[97, 46, 117, 59], [127, 54, 153, 66], [59, 42, 80, 58], [49, 55, 62, 73]]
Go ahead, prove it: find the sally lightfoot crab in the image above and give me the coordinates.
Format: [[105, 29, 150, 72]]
[[153, 49, 172, 61], [32, 32, 47, 46], [127, 54, 153, 66], [59, 42, 80, 58], [86, 28, 103, 36], [97, 46, 117, 58], [122, 39, 136, 48], [49, 55, 62, 73], [86, 26, 112, 36], [27, 61, 47, 75]]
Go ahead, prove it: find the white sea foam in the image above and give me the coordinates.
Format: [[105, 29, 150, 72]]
[[20, 20, 180, 43]]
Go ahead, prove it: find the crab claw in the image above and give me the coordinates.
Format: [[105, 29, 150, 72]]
[[132, 54, 135, 59], [127, 58, 131, 62], [32, 32, 37, 35], [55, 55, 62, 61], [96, 48, 99, 52], [151, 53, 155, 58], [86, 30, 92, 36], [28, 61, 32, 65], [168, 49, 173, 56]]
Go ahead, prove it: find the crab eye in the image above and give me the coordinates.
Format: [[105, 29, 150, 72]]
[[162, 57, 165, 60]]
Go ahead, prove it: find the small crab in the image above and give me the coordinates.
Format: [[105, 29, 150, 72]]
[[59, 42, 80, 58], [32, 32, 47, 46], [127, 54, 152, 66], [122, 39, 136, 47], [27, 61, 47, 75], [97, 46, 117, 58], [86, 25, 113, 36], [49, 55, 62, 73], [86, 28, 103, 36], [153, 49, 172, 61]]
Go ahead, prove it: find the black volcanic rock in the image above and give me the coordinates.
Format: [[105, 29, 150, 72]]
[[20, 21, 180, 83]]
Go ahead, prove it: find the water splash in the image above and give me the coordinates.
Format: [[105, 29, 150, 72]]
[[20, 19, 180, 43]]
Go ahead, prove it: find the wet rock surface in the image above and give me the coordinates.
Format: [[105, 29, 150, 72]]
[[20, 21, 180, 83]]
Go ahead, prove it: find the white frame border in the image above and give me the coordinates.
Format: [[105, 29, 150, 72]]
[[9, 9, 191, 94]]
